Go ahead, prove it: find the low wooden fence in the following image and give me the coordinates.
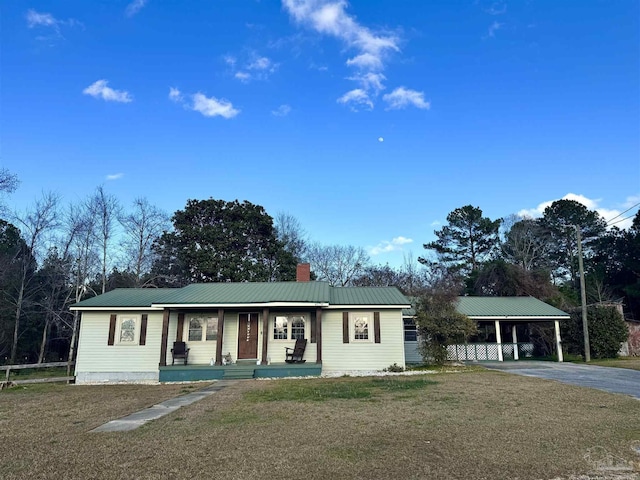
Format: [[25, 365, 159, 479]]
[[0, 361, 75, 389]]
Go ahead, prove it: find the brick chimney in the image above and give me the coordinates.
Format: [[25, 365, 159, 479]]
[[296, 263, 311, 282]]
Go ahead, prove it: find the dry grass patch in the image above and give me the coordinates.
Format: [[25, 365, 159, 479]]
[[1, 373, 639, 480], [586, 357, 640, 371]]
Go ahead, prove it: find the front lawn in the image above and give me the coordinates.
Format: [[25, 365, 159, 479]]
[[585, 356, 640, 371], [1, 371, 638, 479]]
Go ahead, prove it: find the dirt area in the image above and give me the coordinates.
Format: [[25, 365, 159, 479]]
[[1, 371, 638, 480]]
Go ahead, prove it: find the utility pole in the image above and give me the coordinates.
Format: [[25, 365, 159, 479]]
[[576, 226, 590, 362]]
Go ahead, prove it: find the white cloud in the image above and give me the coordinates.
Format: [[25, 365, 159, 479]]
[[382, 87, 430, 110], [26, 9, 58, 28], [337, 88, 373, 110], [191, 93, 239, 118], [369, 236, 414, 255], [430, 220, 441, 227], [106, 173, 124, 181], [378, 137, 384, 142], [284, 0, 416, 109], [25, 9, 82, 35], [125, 0, 148, 17], [227, 53, 278, 83], [486, 2, 507, 15], [486, 21, 503, 38], [247, 56, 272, 70], [272, 104, 292, 117], [168, 87, 183, 102], [518, 193, 639, 230], [169, 88, 240, 119], [235, 71, 251, 82], [348, 72, 386, 93], [83, 80, 133, 103]]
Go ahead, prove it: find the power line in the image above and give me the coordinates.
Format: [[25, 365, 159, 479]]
[[608, 211, 638, 228], [606, 202, 640, 224]]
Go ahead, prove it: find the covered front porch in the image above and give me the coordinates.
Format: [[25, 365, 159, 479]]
[[159, 361, 322, 382], [156, 304, 324, 381]]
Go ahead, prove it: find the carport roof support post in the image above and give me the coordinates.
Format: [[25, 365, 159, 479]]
[[554, 319, 564, 362], [495, 320, 503, 361]]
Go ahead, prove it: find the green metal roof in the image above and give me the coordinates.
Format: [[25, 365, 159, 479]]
[[72, 282, 410, 308], [456, 296, 569, 318], [72, 288, 181, 308], [403, 296, 569, 318], [156, 282, 331, 304], [330, 287, 409, 306]]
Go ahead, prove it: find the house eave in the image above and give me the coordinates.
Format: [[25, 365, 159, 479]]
[[69, 306, 163, 311], [325, 304, 411, 310], [150, 302, 330, 309], [467, 315, 570, 320]]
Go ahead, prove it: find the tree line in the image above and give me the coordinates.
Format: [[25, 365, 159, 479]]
[[0, 166, 638, 363]]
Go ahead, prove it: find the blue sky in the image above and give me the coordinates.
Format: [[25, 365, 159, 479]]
[[2, 0, 639, 266]]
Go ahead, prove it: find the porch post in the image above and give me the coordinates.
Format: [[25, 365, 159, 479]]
[[316, 307, 322, 364], [159, 308, 170, 367], [512, 325, 519, 361], [495, 320, 503, 361], [215, 308, 225, 365], [554, 320, 564, 362], [261, 307, 269, 364]]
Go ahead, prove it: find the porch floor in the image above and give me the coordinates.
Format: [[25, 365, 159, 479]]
[[159, 361, 322, 382]]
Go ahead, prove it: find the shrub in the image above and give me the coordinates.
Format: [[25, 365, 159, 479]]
[[562, 305, 628, 359]]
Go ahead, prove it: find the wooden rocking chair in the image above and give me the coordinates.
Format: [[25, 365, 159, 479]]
[[171, 341, 190, 365], [285, 338, 307, 364]]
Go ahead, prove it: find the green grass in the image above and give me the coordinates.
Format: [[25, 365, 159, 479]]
[[5, 366, 70, 380], [582, 356, 640, 371]]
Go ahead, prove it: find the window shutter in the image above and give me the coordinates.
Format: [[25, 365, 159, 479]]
[[310, 311, 317, 344], [139, 314, 148, 345], [176, 313, 185, 342], [374, 312, 381, 344], [342, 312, 349, 343], [108, 314, 116, 345]]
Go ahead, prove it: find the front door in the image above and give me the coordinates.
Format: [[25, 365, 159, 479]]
[[237, 313, 259, 359]]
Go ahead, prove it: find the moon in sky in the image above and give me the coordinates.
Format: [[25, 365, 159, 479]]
[[378, 137, 384, 142]]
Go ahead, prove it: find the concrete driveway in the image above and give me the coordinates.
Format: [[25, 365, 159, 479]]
[[482, 361, 640, 400]]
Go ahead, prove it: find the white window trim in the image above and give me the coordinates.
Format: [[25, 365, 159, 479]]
[[351, 312, 373, 343], [116, 314, 141, 345], [187, 315, 219, 342], [272, 313, 307, 341]]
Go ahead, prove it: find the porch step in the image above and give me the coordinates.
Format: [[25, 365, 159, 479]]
[[222, 366, 255, 380]]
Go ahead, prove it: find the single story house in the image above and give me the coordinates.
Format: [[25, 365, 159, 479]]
[[70, 266, 411, 383], [404, 296, 570, 363]]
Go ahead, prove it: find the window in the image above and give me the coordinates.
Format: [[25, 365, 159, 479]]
[[353, 314, 370, 341], [291, 317, 305, 340], [273, 315, 305, 340], [188, 316, 218, 342], [404, 318, 417, 342], [273, 316, 288, 339], [119, 316, 138, 343]]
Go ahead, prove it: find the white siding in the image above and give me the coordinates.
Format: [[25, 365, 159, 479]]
[[222, 313, 240, 363], [76, 311, 162, 382], [322, 309, 405, 372], [266, 313, 317, 364]]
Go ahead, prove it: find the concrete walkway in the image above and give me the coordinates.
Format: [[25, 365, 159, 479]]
[[482, 361, 640, 400], [91, 380, 236, 432]]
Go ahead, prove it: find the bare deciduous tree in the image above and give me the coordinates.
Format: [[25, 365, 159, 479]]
[[119, 197, 170, 286], [274, 212, 307, 261], [90, 186, 121, 294], [9, 192, 59, 363], [305, 243, 369, 286]]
